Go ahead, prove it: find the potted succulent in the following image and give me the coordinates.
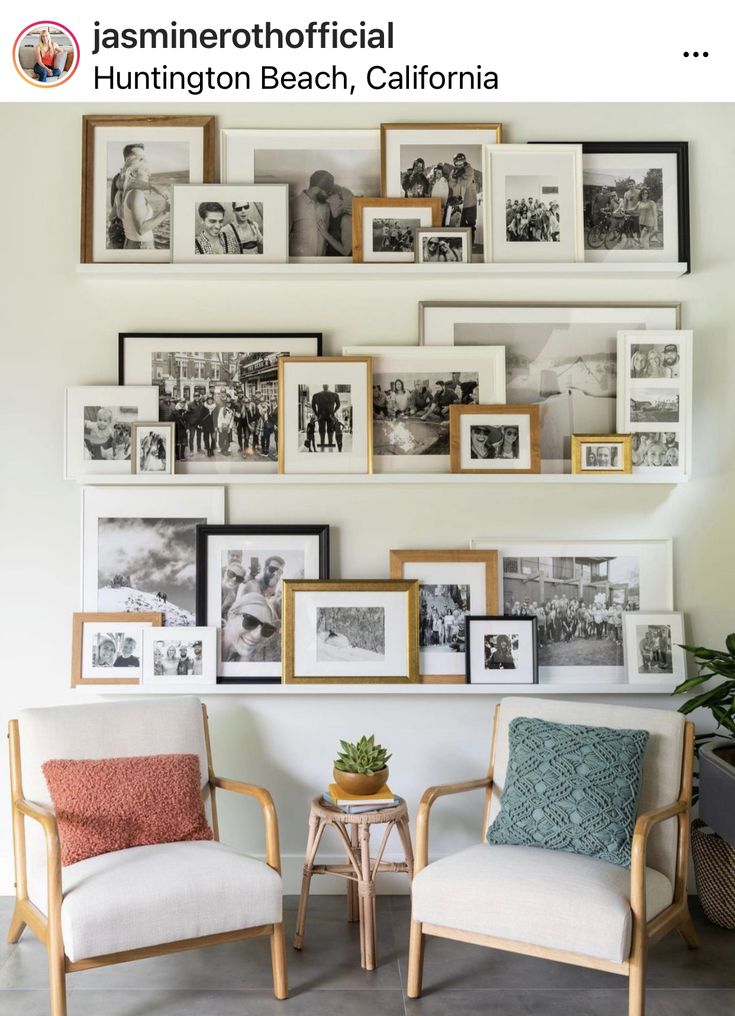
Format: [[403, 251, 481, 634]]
[[675, 633, 735, 929], [333, 735, 391, 796]]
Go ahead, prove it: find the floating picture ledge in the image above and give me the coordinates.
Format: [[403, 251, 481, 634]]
[[77, 472, 688, 487]]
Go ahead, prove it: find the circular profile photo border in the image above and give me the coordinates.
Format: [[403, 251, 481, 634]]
[[13, 20, 80, 89]]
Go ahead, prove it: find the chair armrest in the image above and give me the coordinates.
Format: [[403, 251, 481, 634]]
[[14, 798, 63, 914], [210, 776, 281, 874], [16, 797, 58, 833], [415, 775, 493, 875], [630, 799, 687, 920]]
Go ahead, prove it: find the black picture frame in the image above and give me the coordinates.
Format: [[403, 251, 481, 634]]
[[530, 142, 690, 272], [465, 614, 538, 685], [195, 523, 330, 684]]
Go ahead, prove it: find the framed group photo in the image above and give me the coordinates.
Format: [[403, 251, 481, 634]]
[[141, 627, 217, 686], [352, 197, 442, 263], [623, 611, 686, 684]]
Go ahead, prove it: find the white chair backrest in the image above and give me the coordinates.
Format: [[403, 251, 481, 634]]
[[487, 698, 685, 883]]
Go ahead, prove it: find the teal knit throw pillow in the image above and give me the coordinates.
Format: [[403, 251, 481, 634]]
[[487, 716, 649, 868]]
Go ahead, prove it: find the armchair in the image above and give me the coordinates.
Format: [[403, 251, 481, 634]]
[[7, 697, 287, 1016], [408, 697, 698, 1016]]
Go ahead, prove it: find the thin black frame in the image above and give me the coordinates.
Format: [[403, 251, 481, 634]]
[[195, 523, 330, 685], [531, 142, 690, 272], [464, 614, 539, 685]]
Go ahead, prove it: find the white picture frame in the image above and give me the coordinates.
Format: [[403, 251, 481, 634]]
[[623, 612, 686, 685], [65, 386, 159, 480], [171, 184, 289, 264], [141, 627, 217, 686], [343, 345, 506, 473]]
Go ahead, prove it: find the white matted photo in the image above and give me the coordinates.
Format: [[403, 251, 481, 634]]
[[450, 404, 540, 473], [344, 346, 505, 473], [220, 129, 380, 262], [65, 386, 159, 480], [353, 198, 441, 263], [142, 627, 217, 685], [465, 615, 538, 685], [171, 184, 289, 263], [623, 612, 686, 684], [415, 227, 473, 264], [469, 538, 674, 686], [483, 144, 584, 262], [131, 422, 175, 475]]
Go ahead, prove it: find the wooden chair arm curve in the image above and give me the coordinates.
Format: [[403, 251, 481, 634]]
[[16, 798, 59, 838], [415, 775, 494, 876], [210, 776, 282, 875]]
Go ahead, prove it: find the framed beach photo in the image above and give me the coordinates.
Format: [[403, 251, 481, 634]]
[[196, 524, 330, 684], [352, 198, 442, 263], [450, 404, 541, 474], [278, 356, 372, 475], [119, 332, 322, 474], [623, 612, 686, 685], [483, 144, 584, 262], [81, 114, 215, 263], [64, 386, 159, 480], [419, 302, 681, 473], [71, 612, 163, 687], [465, 615, 538, 686], [571, 434, 632, 475], [220, 128, 380, 262], [389, 549, 499, 684], [470, 538, 674, 687], [380, 123, 502, 260], [131, 422, 175, 475], [343, 346, 505, 473], [415, 227, 473, 264], [141, 627, 217, 686], [81, 485, 225, 626], [171, 184, 289, 264], [281, 580, 419, 685]]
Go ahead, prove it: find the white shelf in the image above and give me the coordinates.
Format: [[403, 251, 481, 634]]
[[76, 472, 687, 486], [76, 681, 680, 696], [76, 262, 689, 281]]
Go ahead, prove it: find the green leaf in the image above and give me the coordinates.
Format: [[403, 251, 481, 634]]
[[673, 674, 712, 695], [679, 683, 732, 715], [726, 633, 735, 657]]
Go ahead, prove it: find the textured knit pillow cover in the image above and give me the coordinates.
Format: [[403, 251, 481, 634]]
[[42, 753, 213, 866], [487, 716, 649, 868]]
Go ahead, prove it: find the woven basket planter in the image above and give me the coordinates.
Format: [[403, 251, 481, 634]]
[[691, 819, 735, 929]]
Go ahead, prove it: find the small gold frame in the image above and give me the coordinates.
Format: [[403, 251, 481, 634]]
[[351, 197, 442, 263], [449, 404, 541, 474], [71, 612, 163, 687], [571, 434, 633, 475]]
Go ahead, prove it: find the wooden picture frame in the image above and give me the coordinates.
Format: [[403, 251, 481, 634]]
[[71, 612, 163, 686], [450, 404, 541, 474], [389, 550, 499, 684], [352, 197, 442, 263], [571, 434, 632, 475], [131, 422, 176, 475]]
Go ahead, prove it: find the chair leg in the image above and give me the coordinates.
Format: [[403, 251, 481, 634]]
[[270, 921, 288, 1000], [48, 943, 67, 1016], [6, 904, 26, 943], [677, 909, 699, 949], [406, 918, 425, 999], [627, 948, 646, 1016]]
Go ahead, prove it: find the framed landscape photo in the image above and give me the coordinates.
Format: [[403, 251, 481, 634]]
[[141, 627, 217, 686], [171, 184, 289, 263], [220, 128, 380, 262], [131, 422, 175, 475], [465, 615, 538, 686], [450, 404, 540, 474], [81, 485, 225, 626], [282, 580, 419, 685], [623, 612, 686, 684], [469, 538, 674, 686], [343, 345, 505, 473], [380, 123, 502, 261], [617, 330, 692, 479], [119, 332, 322, 474], [389, 549, 499, 684], [278, 356, 372, 475], [419, 302, 681, 473], [415, 227, 473, 264], [64, 386, 159, 480], [71, 612, 163, 687], [483, 144, 584, 262], [196, 524, 330, 684], [571, 434, 632, 475], [352, 197, 442, 263], [81, 114, 215, 263]]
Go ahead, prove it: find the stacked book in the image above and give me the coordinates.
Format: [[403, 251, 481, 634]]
[[323, 784, 398, 814]]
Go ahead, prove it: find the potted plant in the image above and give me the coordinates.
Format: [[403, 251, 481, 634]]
[[675, 633, 735, 929], [333, 735, 391, 796]]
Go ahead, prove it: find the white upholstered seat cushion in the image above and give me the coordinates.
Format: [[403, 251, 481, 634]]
[[412, 843, 673, 964], [59, 840, 282, 962]]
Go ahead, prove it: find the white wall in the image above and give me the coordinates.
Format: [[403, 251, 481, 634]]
[[1, 102, 734, 894]]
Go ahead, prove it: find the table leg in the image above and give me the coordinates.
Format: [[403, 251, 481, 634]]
[[396, 815, 415, 881], [293, 813, 321, 950], [347, 824, 359, 923], [359, 822, 377, 970]]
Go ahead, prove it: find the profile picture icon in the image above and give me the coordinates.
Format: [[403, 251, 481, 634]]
[[13, 21, 79, 87]]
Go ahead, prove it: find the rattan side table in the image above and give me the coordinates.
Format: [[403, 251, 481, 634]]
[[293, 795, 414, 970]]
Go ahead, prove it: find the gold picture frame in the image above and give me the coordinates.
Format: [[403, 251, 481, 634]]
[[352, 197, 442, 263], [131, 422, 175, 475], [389, 550, 499, 684], [449, 404, 541, 474], [281, 580, 419, 684], [71, 612, 163, 687], [571, 434, 633, 475]]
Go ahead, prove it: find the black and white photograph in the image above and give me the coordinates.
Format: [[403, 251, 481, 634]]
[[84, 405, 137, 460], [471, 424, 518, 459], [630, 342, 681, 379], [630, 389, 680, 424], [298, 383, 353, 454], [105, 139, 186, 252], [505, 176, 560, 242], [152, 638, 204, 676], [635, 624, 674, 674], [171, 184, 289, 264], [623, 611, 686, 684], [372, 217, 421, 254], [141, 627, 217, 685], [419, 585, 469, 653], [73, 613, 162, 686], [131, 423, 174, 474], [583, 443, 620, 469], [415, 228, 472, 264], [65, 386, 159, 480], [451, 405, 540, 475], [632, 432, 680, 468], [465, 614, 537, 685], [220, 129, 381, 261], [194, 200, 264, 256], [353, 199, 441, 264], [571, 435, 631, 475], [485, 633, 520, 669], [373, 370, 478, 458], [585, 168, 663, 251], [90, 631, 141, 669], [316, 607, 386, 662]]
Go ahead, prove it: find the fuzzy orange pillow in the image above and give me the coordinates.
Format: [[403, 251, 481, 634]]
[[42, 753, 213, 866]]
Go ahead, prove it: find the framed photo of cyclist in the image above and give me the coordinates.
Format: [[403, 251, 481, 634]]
[[195, 524, 330, 684]]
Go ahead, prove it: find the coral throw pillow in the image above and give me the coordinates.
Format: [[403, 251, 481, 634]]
[[42, 753, 213, 866]]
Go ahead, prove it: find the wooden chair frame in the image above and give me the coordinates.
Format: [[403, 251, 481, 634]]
[[407, 705, 698, 1016], [6, 705, 287, 1016]]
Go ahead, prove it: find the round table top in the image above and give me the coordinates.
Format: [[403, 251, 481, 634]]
[[312, 794, 408, 824]]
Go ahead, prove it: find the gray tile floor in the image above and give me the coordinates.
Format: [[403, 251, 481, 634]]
[[0, 894, 731, 1015]]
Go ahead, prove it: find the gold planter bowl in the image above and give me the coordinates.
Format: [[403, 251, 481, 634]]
[[333, 766, 389, 797]]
